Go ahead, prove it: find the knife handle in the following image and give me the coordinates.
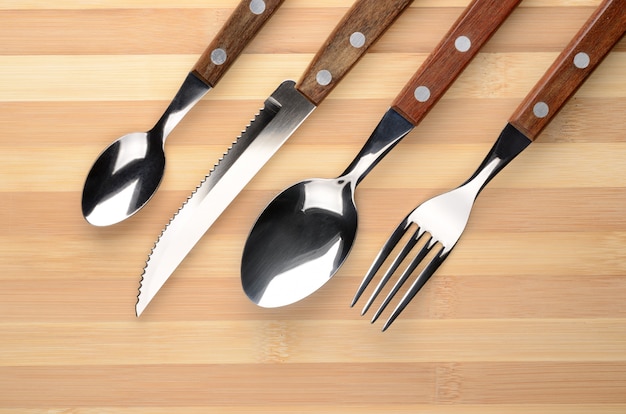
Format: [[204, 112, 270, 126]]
[[192, 0, 285, 87], [509, 0, 626, 140], [296, 0, 414, 106], [391, 0, 520, 126]]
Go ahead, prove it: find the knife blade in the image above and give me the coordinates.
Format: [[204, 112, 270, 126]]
[[136, 0, 416, 316]]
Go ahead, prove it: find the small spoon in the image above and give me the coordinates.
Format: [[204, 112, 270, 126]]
[[241, 0, 521, 307], [81, 0, 285, 226]]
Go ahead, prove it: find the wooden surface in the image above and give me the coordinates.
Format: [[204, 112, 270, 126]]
[[1, 0, 626, 412]]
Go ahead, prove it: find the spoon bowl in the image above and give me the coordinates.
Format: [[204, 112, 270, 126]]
[[82, 131, 166, 226], [81, 73, 211, 226], [241, 109, 414, 307], [241, 178, 358, 307]]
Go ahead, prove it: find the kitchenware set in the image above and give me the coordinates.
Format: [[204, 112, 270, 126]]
[[82, 0, 626, 329]]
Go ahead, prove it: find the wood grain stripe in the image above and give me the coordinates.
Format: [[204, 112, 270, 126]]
[[1, 363, 625, 406]]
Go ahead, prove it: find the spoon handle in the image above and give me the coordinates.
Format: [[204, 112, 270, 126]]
[[296, 0, 414, 106], [392, 0, 521, 125], [192, 0, 285, 87], [509, 0, 626, 140]]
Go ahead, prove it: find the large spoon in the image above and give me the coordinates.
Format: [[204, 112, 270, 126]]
[[241, 0, 521, 307], [81, 0, 284, 226]]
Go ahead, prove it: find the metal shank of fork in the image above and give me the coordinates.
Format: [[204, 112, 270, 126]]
[[461, 123, 532, 192]]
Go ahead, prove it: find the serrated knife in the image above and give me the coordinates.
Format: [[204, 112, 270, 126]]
[[136, 0, 415, 316]]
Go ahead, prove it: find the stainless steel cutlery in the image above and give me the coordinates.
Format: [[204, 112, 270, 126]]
[[80, 2, 624, 322]]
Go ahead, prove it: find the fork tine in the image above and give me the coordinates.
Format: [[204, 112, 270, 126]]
[[360, 227, 426, 315], [381, 247, 447, 331], [351, 216, 412, 307], [370, 234, 434, 323]]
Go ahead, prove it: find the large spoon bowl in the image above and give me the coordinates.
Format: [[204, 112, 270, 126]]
[[241, 178, 358, 307], [241, 109, 414, 307]]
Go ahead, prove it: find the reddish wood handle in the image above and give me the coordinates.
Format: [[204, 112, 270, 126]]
[[510, 0, 626, 140], [192, 0, 285, 87], [296, 0, 414, 106], [391, 0, 521, 125]]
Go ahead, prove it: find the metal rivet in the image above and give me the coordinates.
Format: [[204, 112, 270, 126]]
[[350, 32, 366, 48], [533, 102, 549, 118], [455, 36, 471, 52], [414, 85, 431, 102], [210, 48, 227, 65], [316, 70, 332, 86], [574, 52, 590, 69], [249, 0, 266, 15]]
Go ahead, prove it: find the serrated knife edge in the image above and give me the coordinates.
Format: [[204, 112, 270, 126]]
[[137, 105, 270, 316]]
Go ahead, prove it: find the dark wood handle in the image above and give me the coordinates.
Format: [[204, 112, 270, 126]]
[[510, 0, 626, 140], [192, 0, 285, 87], [391, 0, 521, 126], [296, 0, 414, 106]]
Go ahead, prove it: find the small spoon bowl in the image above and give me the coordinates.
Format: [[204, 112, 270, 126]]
[[82, 131, 166, 226]]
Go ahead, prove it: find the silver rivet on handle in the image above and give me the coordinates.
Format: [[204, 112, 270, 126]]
[[533, 101, 549, 118], [249, 0, 266, 15], [414, 85, 431, 102], [574, 52, 590, 69], [316, 69, 332, 86], [455, 36, 471, 52], [210, 48, 227, 65], [350, 32, 366, 48]]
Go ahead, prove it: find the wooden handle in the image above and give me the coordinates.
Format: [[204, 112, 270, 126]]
[[296, 0, 413, 106], [509, 0, 626, 140], [192, 0, 284, 87], [391, 0, 521, 125]]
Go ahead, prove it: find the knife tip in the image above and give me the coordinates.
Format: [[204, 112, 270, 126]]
[[136, 292, 153, 317], [135, 295, 145, 317], [136, 272, 149, 317]]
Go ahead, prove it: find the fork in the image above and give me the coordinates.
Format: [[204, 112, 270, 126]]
[[351, 0, 626, 331]]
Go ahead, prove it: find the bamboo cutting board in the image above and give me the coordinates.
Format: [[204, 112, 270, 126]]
[[1, 0, 626, 412]]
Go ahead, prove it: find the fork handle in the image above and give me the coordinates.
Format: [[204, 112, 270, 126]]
[[391, 0, 521, 125], [192, 0, 285, 87], [509, 0, 626, 140]]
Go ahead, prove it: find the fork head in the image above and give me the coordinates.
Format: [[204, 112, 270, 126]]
[[351, 185, 475, 331], [351, 123, 532, 331]]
